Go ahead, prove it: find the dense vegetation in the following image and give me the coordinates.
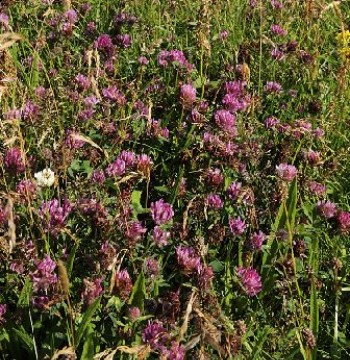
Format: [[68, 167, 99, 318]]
[[1, 0, 350, 358]]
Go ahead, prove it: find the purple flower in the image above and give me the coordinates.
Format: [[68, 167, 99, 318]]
[[152, 226, 170, 247], [214, 109, 237, 135], [229, 217, 246, 235], [250, 231, 266, 250], [94, 34, 115, 56], [206, 168, 224, 186], [270, 24, 287, 36], [176, 246, 201, 274], [338, 211, 350, 233], [129, 307, 141, 321], [142, 322, 169, 351], [145, 258, 160, 277], [271, 47, 285, 61], [180, 84, 196, 109], [136, 154, 153, 175], [32, 296, 50, 310], [119, 150, 136, 168], [64, 130, 85, 149], [115, 269, 133, 299], [206, 194, 224, 210], [138, 56, 149, 65], [227, 182, 242, 201], [305, 150, 321, 165], [308, 181, 326, 196], [91, 169, 105, 184], [316, 201, 337, 219], [236, 267, 262, 296], [219, 30, 229, 41], [271, 0, 283, 9], [0, 304, 7, 323], [265, 117, 280, 129], [64, 9, 78, 23], [16, 179, 36, 201], [81, 277, 103, 305], [75, 74, 91, 91], [4, 108, 21, 120], [22, 100, 40, 121], [197, 265, 214, 290], [116, 34, 132, 48], [39, 199, 72, 235], [125, 221, 147, 242], [264, 81, 283, 93], [276, 163, 297, 182], [102, 85, 126, 105], [105, 158, 126, 177], [157, 49, 193, 71], [4, 147, 25, 174], [162, 341, 186, 360], [150, 199, 174, 225], [31, 255, 57, 292]]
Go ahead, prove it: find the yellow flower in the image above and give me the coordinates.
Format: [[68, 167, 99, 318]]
[[337, 30, 350, 45]]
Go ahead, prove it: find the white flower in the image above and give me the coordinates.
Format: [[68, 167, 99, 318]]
[[34, 168, 55, 187]]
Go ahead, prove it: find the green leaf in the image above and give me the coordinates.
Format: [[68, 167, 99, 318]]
[[17, 277, 32, 307], [66, 242, 79, 277], [11, 327, 34, 352], [210, 260, 224, 273], [81, 325, 95, 360], [75, 296, 101, 347], [129, 271, 146, 313]]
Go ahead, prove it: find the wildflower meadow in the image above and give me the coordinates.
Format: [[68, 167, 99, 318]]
[[1, 0, 350, 359]]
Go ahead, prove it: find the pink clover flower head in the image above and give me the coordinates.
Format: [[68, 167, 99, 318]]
[[276, 163, 297, 181], [308, 181, 326, 196], [270, 24, 287, 36], [129, 306, 141, 321], [157, 49, 193, 71], [39, 198, 72, 235], [227, 181, 242, 201], [4, 147, 25, 174], [64, 130, 85, 149], [105, 158, 126, 177], [116, 34, 132, 48], [250, 231, 266, 250], [206, 168, 224, 186], [16, 179, 36, 201], [81, 277, 104, 306], [338, 211, 350, 233], [265, 116, 280, 129], [229, 217, 246, 235], [152, 226, 170, 247], [176, 246, 201, 274], [125, 221, 147, 242], [197, 265, 214, 290], [102, 85, 126, 105], [150, 199, 174, 225], [94, 34, 115, 56], [115, 269, 133, 299], [206, 194, 224, 210], [119, 150, 136, 168], [91, 169, 105, 183], [180, 83, 196, 109], [75, 74, 91, 91], [0, 304, 7, 322], [236, 267, 262, 296], [142, 321, 169, 351], [264, 81, 283, 93], [145, 258, 160, 277], [31, 255, 57, 292], [162, 341, 186, 360], [138, 56, 149, 65], [214, 109, 236, 134], [271, 0, 283, 9], [136, 154, 153, 175]]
